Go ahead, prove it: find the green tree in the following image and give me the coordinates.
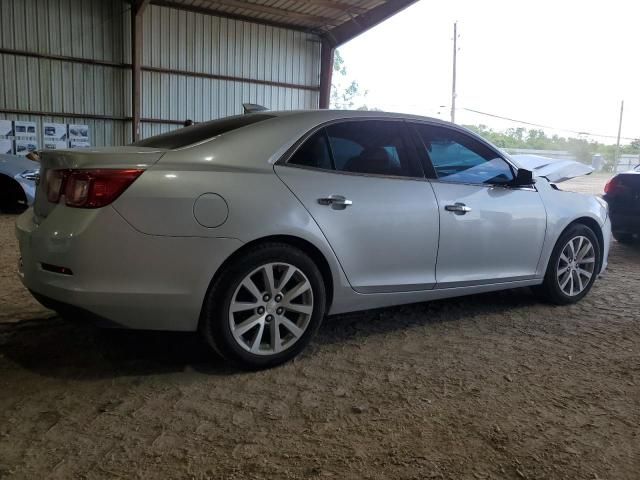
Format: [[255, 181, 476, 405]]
[[463, 124, 640, 171], [330, 50, 369, 109]]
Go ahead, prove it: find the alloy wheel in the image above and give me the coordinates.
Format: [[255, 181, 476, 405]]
[[228, 262, 314, 355], [556, 235, 596, 296]]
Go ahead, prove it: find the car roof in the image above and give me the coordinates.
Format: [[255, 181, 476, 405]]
[[168, 109, 492, 171], [263, 109, 452, 126]]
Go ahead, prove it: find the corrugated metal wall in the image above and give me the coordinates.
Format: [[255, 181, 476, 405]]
[[0, 0, 321, 146], [140, 5, 321, 138], [0, 0, 131, 146]]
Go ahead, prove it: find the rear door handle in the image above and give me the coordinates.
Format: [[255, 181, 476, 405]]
[[318, 195, 353, 209], [444, 202, 471, 215]]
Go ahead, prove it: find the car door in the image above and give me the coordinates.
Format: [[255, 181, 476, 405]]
[[275, 119, 440, 293], [410, 123, 547, 287]]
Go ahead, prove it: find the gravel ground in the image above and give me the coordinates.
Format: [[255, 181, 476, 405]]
[[560, 173, 611, 195], [1, 174, 639, 479]]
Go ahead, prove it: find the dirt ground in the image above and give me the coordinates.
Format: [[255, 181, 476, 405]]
[[1, 174, 639, 479]]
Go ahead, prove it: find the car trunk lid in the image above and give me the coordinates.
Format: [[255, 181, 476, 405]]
[[34, 146, 166, 219]]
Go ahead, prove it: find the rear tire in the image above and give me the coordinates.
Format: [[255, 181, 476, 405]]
[[200, 243, 326, 370], [613, 232, 634, 244], [535, 223, 601, 305]]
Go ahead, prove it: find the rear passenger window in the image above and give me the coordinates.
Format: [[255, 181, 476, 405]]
[[286, 120, 422, 178], [288, 130, 332, 169], [325, 121, 420, 177]]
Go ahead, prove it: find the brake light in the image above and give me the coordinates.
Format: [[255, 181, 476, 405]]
[[604, 177, 628, 196], [45, 169, 143, 208]]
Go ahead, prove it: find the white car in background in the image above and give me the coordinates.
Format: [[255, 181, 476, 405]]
[[0, 153, 39, 212]]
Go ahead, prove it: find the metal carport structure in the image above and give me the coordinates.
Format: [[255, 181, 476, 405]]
[[0, 0, 417, 145], [131, 0, 417, 139]]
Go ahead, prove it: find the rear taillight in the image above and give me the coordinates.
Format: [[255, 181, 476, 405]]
[[604, 177, 628, 196], [45, 169, 143, 208]]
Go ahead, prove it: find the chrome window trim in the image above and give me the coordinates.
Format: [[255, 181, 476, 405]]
[[276, 162, 431, 183], [427, 178, 538, 192]]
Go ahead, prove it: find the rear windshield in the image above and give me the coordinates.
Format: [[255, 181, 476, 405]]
[[131, 114, 275, 149]]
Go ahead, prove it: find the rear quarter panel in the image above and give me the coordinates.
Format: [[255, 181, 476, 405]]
[[112, 137, 353, 314]]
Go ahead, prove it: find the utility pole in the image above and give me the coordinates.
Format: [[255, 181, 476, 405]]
[[451, 22, 458, 123], [614, 100, 624, 169]]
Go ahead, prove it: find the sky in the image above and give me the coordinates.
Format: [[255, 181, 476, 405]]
[[338, 0, 640, 145]]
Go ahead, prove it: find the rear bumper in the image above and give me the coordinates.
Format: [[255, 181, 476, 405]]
[[16, 206, 242, 331], [609, 211, 640, 234]]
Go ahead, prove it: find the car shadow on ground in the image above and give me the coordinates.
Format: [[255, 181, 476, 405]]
[[0, 316, 235, 379], [0, 205, 28, 215], [0, 288, 542, 380]]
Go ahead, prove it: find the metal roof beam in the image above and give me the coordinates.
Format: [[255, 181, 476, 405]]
[[319, 38, 335, 109], [150, 0, 317, 33], [209, 0, 337, 26], [134, 0, 151, 15], [297, 0, 367, 15], [131, 0, 149, 141], [323, 0, 418, 46]]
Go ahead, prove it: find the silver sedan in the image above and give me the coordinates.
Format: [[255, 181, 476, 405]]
[[16, 110, 611, 368]]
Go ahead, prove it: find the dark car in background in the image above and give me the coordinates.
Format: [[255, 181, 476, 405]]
[[604, 165, 640, 243]]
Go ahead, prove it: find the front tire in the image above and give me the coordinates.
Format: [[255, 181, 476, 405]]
[[200, 243, 326, 369], [536, 224, 601, 305]]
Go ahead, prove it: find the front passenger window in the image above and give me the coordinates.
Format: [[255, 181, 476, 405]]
[[414, 124, 514, 185]]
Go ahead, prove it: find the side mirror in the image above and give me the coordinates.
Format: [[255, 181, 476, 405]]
[[513, 168, 535, 187]]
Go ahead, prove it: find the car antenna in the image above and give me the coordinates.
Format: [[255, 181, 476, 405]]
[[242, 103, 269, 114]]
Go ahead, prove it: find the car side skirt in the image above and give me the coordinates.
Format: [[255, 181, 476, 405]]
[[328, 278, 543, 315]]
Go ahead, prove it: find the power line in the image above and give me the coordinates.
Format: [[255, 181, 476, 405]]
[[462, 107, 638, 141]]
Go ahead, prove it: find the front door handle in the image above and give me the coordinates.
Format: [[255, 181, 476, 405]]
[[318, 195, 353, 210], [444, 202, 471, 215]]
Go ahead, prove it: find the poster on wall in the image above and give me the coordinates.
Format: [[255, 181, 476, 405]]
[[14, 121, 37, 137], [43, 122, 67, 141], [68, 124, 89, 140], [69, 140, 91, 149], [43, 140, 68, 150], [0, 139, 12, 154], [15, 139, 38, 156], [0, 120, 13, 137]]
